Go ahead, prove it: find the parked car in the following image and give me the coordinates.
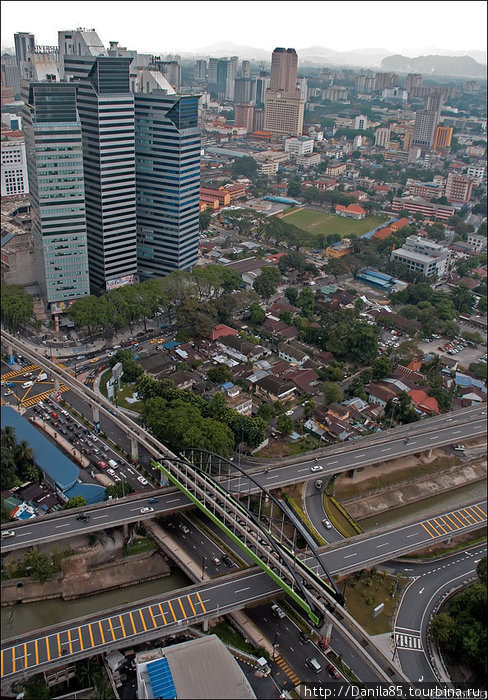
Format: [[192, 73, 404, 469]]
[[326, 663, 341, 679]]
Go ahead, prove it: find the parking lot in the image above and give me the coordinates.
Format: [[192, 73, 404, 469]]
[[416, 337, 486, 367]]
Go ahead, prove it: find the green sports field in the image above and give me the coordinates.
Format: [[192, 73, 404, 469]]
[[283, 208, 387, 238]]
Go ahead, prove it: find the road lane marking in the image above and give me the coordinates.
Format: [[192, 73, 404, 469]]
[[451, 511, 467, 527], [474, 504, 487, 517], [23, 643, 28, 669], [108, 618, 116, 641], [465, 507, 482, 522], [444, 513, 460, 529], [34, 640, 39, 666], [11, 646, 15, 673], [167, 600, 177, 622], [418, 588, 424, 594], [437, 516, 453, 531], [45, 637, 51, 661], [234, 587, 251, 593], [57, 634, 61, 658], [344, 553, 358, 558], [406, 532, 421, 537], [376, 542, 389, 548], [88, 624, 95, 648], [67, 629, 73, 654], [196, 592, 207, 613], [78, 627, 83, 651], [177, 598, 187, 619], [432, 518, 447, 533], [98, 621, 106, 644], [55, 523, 72, 528], [138, 609, 147, 631], [148, 607, 158, 628], [128, 612, 137, 635], [420, 522, 437, 538], [187, 596, 197, 616], [158, 603, 167, 624], [118, 615, 127, 638]]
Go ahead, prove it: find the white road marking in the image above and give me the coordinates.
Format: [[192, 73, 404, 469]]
[[407, 532, 421, 538], [344, 553, 358, 559], [166, 498, 181, 503], [55, 523, 72, 528], [329, 460, 338, 465], [418, 588, 424, 595], [93, 515, 108, 520], [234, 586, 250, 593], [376, 542, 389, 548]]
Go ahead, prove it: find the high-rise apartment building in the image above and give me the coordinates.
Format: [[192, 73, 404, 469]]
[[255, 73, 270, 105], [355, 115, 368, 130], [234, 77, 256, 103], [375, 72, 398, 90], [196, 59, 207, 79], [135, 91, 200, 278], [253, 107, 264, 132], [356, 73, 375, 93], [265, 47, 303, 137], [241, 60, 251, 78], [433, 125, 453, 151], [155, 60, 181, 91], [403, 129, 414, 151], [1, 132, 29, 196], [412, 106, 439, 151], [297, 77, 308, 103], [22, 80, 90, 309], [405, 73, 423, 93], [63, 55, 138, 294], [445, 172, 474, 204], [234, 103, 254, 133], [375, 127, 390, 148], [225, 56, 239, 100]]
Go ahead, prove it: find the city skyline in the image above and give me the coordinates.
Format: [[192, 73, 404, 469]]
[[1, 1, 487, 57]]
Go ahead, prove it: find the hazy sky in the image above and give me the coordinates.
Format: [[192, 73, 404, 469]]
[[2, 0, 487, 55]]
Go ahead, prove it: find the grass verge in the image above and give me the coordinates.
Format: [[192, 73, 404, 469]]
[[124, 537, 156, 557], [210, 621, 256, 654], [339, 567, 405, 635], [323, 494, 358, 538]]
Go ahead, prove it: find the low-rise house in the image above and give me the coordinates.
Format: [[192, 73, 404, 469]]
[[285, 368, 320, 395], [277, 342, 310, 367], [365, 380, 402, 406], [255, 375, 296, 402], [165, 370, 195, 391], [210, 324, 239, 341], [218, 335, 266, 361], [225, 388, 253, 416], [139, 354, 177, 380], [408, 389, 439, 415], [335, 203, 366, 219]]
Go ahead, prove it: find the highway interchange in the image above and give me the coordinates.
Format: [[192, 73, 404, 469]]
[[1, 332, 487, 691]]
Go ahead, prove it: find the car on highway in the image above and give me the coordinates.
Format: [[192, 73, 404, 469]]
[[23, 372, 33, 378], [98, 461, 107, 469], [322, 518, 332, 529], [179, 523, 190, 534], [140, 506, 154, 514], [76, 355, 86, 361], [306, 657, 322, 674], [3, 390, 14, 397], [91, 434, 98, 442], [108, 408, 117, 416], [211, 556, 221, 566], [137, 476, 149, 486], [222, 554, 235, 568], [148, 497, 159, 504], [298, 629, 310, 643], [89, 357, 99, 364], [51, 412, 59, 419], [271, 604, 286, 619], [76, 513, 90, 522], [454, 444, 465, 451], [1, 530, 15, 538], [107, 468, 116, 477], [326, 663, 341, 680], [22, 381, 34, 388], [310, 464, 323, 472]]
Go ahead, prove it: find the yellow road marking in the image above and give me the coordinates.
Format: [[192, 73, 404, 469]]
[[456, 509, 474, 524], [177, 598, 187, 619], [167, 600, 177, 622], [437, 516, 453, 530], [196, 592, 207, 613], [24, 643, 28, 669], [421, 521, 438, 537], [35, 640, 39, 666], [148, 607, 158, 628], [450, 511, 466, 527], [88, 624, 95, 647], [138, 609, 147, 631], [78, 627, 83, 651], [444, 513, 460, 529], [46, 637, 51, 661], [465, 508, 481, 522], [158, 603, 167, 624], [473, 504, 487, 518], [119, 616, 126, 638], [1, 650, 4, 677], [108, 618, 116, 641], [98, 621, 106, 644], [57, 634, 61, 658], [67, 629, 73, 655], [128, 611, 137, 635], [12, 646, 16, 673], [187, 595, 197, 616], [432, 518, 447, 533]]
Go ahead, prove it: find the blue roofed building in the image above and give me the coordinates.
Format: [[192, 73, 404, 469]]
[[1, 407, 105, 504]]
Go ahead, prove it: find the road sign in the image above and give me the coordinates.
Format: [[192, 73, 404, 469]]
[[372, 603, 384, 620], [8, 354, 15, 365]]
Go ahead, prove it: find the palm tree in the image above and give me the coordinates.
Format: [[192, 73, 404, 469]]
[[15, 440, 33, 469], [2, 426, 16, 451]]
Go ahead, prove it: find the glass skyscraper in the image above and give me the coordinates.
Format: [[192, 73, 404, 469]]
[[22, 80, 90, 310], [135, 91, 200, 279]]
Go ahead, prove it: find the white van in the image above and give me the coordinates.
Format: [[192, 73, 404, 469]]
[[108, 459, 118, 469], [306, 657, 322, 674], [36, 373, 48, 382], [22, 381, 34, 388]]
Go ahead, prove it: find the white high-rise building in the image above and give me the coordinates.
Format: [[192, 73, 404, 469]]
[[375, 127, 390, 148], [1, 134, 29, 197], [58, 28, 107, 79], [354, 115, 368, 130]]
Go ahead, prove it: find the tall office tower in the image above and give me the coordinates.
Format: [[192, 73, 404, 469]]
[[354, 114, 368, 130], [63, 56, 137, 294], [234, 77, 256, 103], [58, 28, 107, 79], [135, 90, 200, 278], [1, 54, 21, 99], [375, 127, 390, 148], [14, 32, 35, 76], [225, 56, 239, 100], [255, 72, 270, 105], [22, 80, 90, 310], [269, 47, 298, 94], [196, 59, 207, 80], [235, 103, 254, 132], [405, 73, 423, 93], [433, 125, 453, 151], [265, 47, 303, 136], [412, 95, 442, 151], [297, 77, 308, 102], [208, 58, 219, 86], [374, 72, 398, 90], [241, 60, 251, 78]]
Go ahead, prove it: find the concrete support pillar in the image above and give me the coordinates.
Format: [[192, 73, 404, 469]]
[[92, 405, 99, 424], [202, 619, 209, 632], [122, 523, 129, 538], [348, 468, 356, 479], [130, 436, 139, 461], [54, 377, 60, 392], [428, 449, 433, 458]]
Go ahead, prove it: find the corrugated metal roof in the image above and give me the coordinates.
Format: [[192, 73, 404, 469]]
[[147, 657, 177, 699]]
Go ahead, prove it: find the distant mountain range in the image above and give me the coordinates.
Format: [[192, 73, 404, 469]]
[[380, 54, 487, 77], [191, 42, 486, 74]]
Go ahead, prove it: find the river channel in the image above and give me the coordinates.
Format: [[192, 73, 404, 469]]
[[1, 569, 190, 639], [358, 479, 487, 531]]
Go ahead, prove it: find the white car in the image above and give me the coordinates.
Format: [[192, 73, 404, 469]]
[[137, 476, 149, 485], [91, 435, 98, 442], [454, 444, 465, 451], [310, 464, 323, 472], [140, 507, 154, 514], [285, 410, 294, 416], [107, 468, 116, 477], [22, 381, 33, 388], [322, 519, 332, 529]]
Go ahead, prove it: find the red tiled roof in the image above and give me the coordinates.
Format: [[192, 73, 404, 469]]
[[409, 390, 439, 415], [210, 324, 238, 340], [372, 227, 392, 240]]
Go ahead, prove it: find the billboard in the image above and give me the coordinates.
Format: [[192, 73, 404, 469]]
[[106, 274, 136, 292], [50, 300, 75, 315]]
